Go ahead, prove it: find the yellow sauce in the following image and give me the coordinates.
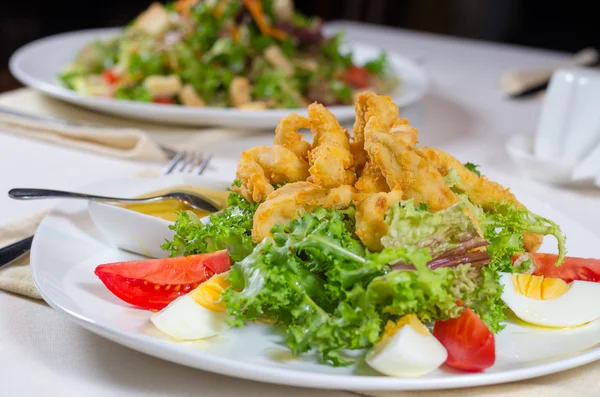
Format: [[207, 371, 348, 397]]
[[121, 185, 229, 221]]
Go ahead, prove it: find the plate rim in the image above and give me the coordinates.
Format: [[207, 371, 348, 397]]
[[9, 26, 429, 126], [29, 175, 600, 391]]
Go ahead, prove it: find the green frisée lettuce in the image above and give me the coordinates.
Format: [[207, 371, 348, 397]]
[[163, 173, 564, 366], [223, 208, 504, 365], [368, 255, 503, 332], [382, 200, 486, 260], [482, 202, 567, 272], [162, 192, 258, 262], [224, 208, 384, 365]]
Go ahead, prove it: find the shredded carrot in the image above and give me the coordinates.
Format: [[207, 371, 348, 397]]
[[175, 0, 198, 17], [214, 0, 231, 18], [243, 0, 287, 40], [231, 24, 240, 42], [267, 26, 288, 41]]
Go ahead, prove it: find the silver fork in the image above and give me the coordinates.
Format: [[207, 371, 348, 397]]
[[0, 151, 213, 268], [163, 151, 213, 175]]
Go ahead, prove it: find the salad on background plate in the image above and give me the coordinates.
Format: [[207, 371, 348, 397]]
[[60, 0, 397, 109], [92, 92, 600, 379]]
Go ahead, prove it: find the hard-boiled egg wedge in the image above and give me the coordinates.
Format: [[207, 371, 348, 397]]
[[366, 314, 447, 377], [500, 272, 600, 327], [151, 272, 232, 340]]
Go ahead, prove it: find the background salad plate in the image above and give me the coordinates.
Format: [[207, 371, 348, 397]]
[[10, 28, 429, 129]]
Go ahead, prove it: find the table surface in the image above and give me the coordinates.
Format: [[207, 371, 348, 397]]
[[1, 21, 600, 397]]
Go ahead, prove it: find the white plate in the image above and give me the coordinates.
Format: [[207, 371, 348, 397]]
[[9, 27, 429, 129], [30, 174, 600, 391]]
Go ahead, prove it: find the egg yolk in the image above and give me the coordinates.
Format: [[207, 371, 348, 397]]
[[379, 314, 429, 346], [512, 274, 570, 300], [190, 272, 231, 312]]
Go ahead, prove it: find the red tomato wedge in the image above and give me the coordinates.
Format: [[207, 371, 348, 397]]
[[516, 253, 600, 283], [341, 66, 371, 89], [152, 97, 176, 105], [94, 251, 231, 310], [433, 308, 495, 372], [102, 69, 118, 85]]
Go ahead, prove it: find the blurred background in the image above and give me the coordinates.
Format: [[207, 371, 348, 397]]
[[1, 0, 598, 93]]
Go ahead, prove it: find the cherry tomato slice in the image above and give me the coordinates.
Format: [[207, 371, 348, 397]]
[[341, 66, 371, 89], [102, 69, 118, 85], [433, 308, 495, 372], [517, 253, 600, 283], [94, 251, 231, 310], [152, 97, 176, 105]]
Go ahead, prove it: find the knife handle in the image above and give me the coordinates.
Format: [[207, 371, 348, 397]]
[[0, 236, 33, 268]]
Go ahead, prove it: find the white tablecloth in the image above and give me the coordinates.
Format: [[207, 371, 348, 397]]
[[1, 21, 600, 397]]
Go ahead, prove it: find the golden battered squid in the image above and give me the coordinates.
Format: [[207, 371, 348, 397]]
[[354, 190, 404, 251], [273, 113, 312, 161], [307, 103, 356, 188], [353, 93, 397, 192], [355, 118, 420, 193], [414, 147, 543, 252], [252, 182, 355, 242], [235, 145, 309, 203], [354, 162, 390, 193], [361, 97, 459, 212]]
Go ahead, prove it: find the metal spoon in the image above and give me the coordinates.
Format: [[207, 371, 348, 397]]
[[8, 188, 220, 212]]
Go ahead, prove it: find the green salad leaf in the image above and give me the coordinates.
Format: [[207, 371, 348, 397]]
[[482, 202, 566, 272], [114, 84, 152, 102], [382, 200, 483, 259], [321, 32, 353, 71], [364, 52, 387, 74], [224, 206, 504, 365], [253, 70, 303, 108], [162, 191, 258, 262], [464, 162, 481, 177]]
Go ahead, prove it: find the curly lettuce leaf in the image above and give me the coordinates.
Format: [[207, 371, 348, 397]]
[[482, 202, 566, 272], [366, 247, 458, 322], [225, 208, 383, 365], [466, 265, 505, 332], [162, 192, 258, 261], [382, 200, 483, 260], [368, 253, 504, 332], [224, 207, 504, 365]]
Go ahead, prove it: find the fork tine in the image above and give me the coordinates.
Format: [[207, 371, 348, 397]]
[[177, 152, 196, 173], [197, 154, 213, 175], [182, 152, 202, 174], [162, 151, 213, 176], [163, 151, 185, 175]]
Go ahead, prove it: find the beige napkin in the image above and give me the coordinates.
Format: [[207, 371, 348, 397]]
[[0, 212, 45, 299], [500, 48, 598, 97], [0, 88, 267, 155], [0, 112, 168, 162]]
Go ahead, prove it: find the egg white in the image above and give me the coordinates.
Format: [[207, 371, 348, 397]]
[[151, 293, 231, 340], [500, 272, 600, 327], [366, 324, 447, 377]]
